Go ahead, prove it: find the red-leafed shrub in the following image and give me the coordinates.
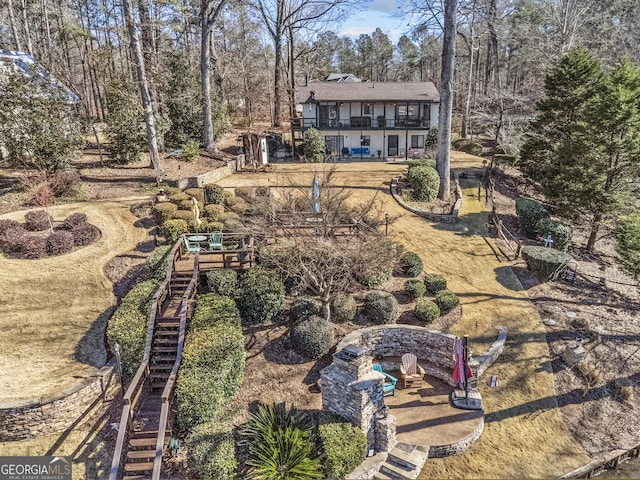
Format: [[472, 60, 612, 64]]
[[62, 212, 88, 230], [0, 219, 21, 235], [47, 230, 75, 255], [25, 210, 52, 231], [0, 226, 27, 255], [50, 170, 82, 197], [17, 235, 47, 259], [72, 223, 100, 246]]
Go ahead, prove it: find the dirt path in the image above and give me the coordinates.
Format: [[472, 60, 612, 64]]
[[0, 197, 151, 402], [218, 159, 589, 478]]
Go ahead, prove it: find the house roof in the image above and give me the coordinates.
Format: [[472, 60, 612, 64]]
[[297, 82, 439, 103], [324, 73, 362, 82]]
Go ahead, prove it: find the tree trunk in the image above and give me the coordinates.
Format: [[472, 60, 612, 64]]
[[122, 0, 162, 175], [6, 0, 22, 51], [586, 212, 602, 252], [321, 291, 331, 321], [19, 0, 33, 55], [273, 34, 283, 127], [201, 13, 216, 152], [437, 0, 457, 200], [462, 10, 476, 139]]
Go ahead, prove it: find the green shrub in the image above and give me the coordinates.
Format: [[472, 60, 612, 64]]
[[162, 218, 189, 244], [24, 210, 51, 231], [424, 273, 447, 294], [184, 187, 205, 203], [203, 203, 225, 221], [407, 165, 440, 202], [399, 251, 423, 277], [290, 296, 320, 322], [190, 293, 241, 331], [240, 403, 321, 479], [435, 289, 460, 313], [144, 245, 171, 280], [303, 127, 326, 162], [362, 291, 399, 324], [237, 268, 285, 324], [516, 198, 550, 239], [404, 279, 426, 299], [153, 202, 178, 225], [452, 138, 482, 156], [200, 220, 224, 232], [177, 323, 245, 429], [234, 186, 255, 202], [414, 298, 440, 324], [407, 157, 436, 170], [105, 77, 144, 165], [290, 315, 335, 359], [493, 153, 517, 166], [205, 269, 238, 297], [186, 421, 237, 480], [179, 140, 200, 162], [106, 280, 158, 379], [204, 183, 225, 205], [168, 192, 190, 204], [172, 210, 197, 227], [317, 413, 367, 480], [357, 270, 391, 288], [329, 293, 357, 323], [521, 245, 572, 282], [219, 211, 240, 222], [536, 218, 573, 251]]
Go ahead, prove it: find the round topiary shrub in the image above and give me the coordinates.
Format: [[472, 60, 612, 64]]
[[204, 183, 225, 205], [200, 220, 224, 232], [186, 421, 237, 480], [399, 251, 423, 277], [46, 230, 75, 256], [0, 225, 26, 255], [219, 211, 240, 222], [237, 268, 285, 324], [206, 269, 238, 297], [184, 187, 205, 203], [407, 165, 440, 202], [404, 279, 426, 299], [224, 194, 242, 208], [414, 298, 440, 324], [521, 245, 572, 282], [162, 218, 189, 244], [407, 158, 436, 171], [536, 218, 573, 252], [168, 192, 190, 205], [228, 199, 249, 214], [452, 138, 483, 156], [153, 202, 178, 225], [435, 289, 460, 313], [172, 209, 197, 224], [144, 245, 171, 280], [234, 186, 255, 202], [62, 212, 87, 230], [0, 219, 21, 235], [17, 234, 47, 258], [24, 210, 51, 231], [223, 219, 244, 232], [203, 204, 225, 221], [290, 315, 335, 359], [424, 273, 447, 294], [290, 296, 320, 322], [357, 270, 392, 289], [318, 413, 367, 480], [330, 293, 357, 323], [71, 222, 100, 246], [362, 290, 399, 324], [515, 198, 549, 239]]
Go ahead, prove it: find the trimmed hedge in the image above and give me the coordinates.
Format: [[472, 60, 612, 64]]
[[169, 192, 190, 204], [362, 291, 399, 324], [404, 279, 426, 299], [290, 296, 320, 322], [0, 225, 26, 255], [18, 234, 47, 258], [162, 219, 189, 244], [329, 293, 357, 323], [0, 219, 21, 235], [414, 298, 440, 324], [46, 230, 75, 256], [515, 198, 549, 239], [199, 220, 224, 232], [424, 273, 447, 294], [190, 293, 242, 332], [452, 138, 482, 156], [290, 315, 335, 359], [317, 413, 367, 480], [71, 222, 100, 246], [234, 186, 255, 202], [24, 210, 51, 231], [237, 268, 285, 324], [435, 289, 460, 313], [61, 212, 87, 230], [407, 165, 440, 202], [106, 280, 158, 379], [407, 158, 436, 170], [204, 183, 225, 205], [399, 251, 423, 277], [536, 218, 572, 252], [186, 421, 237, 480], [153, 202, 178, 225], [203, 204, 225, 221], [522, 245, 572, 282], [184, 187, 205, 203], [144, 245, 171, 280], [205, 269, 238, 297]]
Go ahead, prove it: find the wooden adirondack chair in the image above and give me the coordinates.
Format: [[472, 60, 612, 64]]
[[400, 353, 425, 388], [183, 237, 201, 256], [208, 232, 223, 250], [373, 363, 398, 396]]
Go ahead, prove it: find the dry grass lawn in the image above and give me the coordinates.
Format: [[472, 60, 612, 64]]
[[0, 198, 150, 402], [217, 157, 590, 478]]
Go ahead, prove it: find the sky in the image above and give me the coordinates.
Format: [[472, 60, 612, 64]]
[[337, 0, 410, 44]]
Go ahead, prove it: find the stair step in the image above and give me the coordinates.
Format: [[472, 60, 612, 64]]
[[129, 435, 168, 448], [150, 373, 170, 381], [379, 462, 412, 479], [127, 450, 156, 460], [151, 355, 177, 363], [156, 322, 180, 329], [153, 338, 178, 345], [123, 475, 150, 480], [387, 447, 422, 470], [124, 462, 154, 473], [155, 330, 179, 337], [152, 346, 176, 353], [151, 381, 167, 389]]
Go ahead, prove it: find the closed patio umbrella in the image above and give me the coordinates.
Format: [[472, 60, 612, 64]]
[[191, 196, 202, 232], [311, 176, 320, 214], [452, 336, 472, 386]]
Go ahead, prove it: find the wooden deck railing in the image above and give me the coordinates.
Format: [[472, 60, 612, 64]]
[[109, 241, 185, 480]]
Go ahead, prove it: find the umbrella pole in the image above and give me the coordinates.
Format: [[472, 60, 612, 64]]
[[463, 335, 469, 399]]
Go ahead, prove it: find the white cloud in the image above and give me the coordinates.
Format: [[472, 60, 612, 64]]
[[369, 0, 400, 14]]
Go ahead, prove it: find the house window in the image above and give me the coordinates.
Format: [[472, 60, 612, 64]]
[[411, 135, 424, 149], [407, 104, 419, 118], [324, 135, 344, 156], [363, 103, 372, 115], [360, 135, 370, 146]]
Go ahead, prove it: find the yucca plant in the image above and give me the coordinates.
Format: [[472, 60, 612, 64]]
[[240, 403, 321, 479]]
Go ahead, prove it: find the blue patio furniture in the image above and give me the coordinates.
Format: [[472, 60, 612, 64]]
[[373, 363, 397, 396], [183, 237, 201, 256], [208, 232, 223, 250]]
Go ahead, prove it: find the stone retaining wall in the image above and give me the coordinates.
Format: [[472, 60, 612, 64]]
[[428, 416, 485, 458], [176, 159, 237, 189], [0, 364, 118, 441], [474, 326, 507, 377], [390, 171, 462, 223]]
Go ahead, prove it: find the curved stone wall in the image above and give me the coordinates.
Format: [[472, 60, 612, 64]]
[[429, 417, 485, 458], [0, 364, 118, 441]]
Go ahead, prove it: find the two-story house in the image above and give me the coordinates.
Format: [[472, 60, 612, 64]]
[[293, 81, 439, 160]]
